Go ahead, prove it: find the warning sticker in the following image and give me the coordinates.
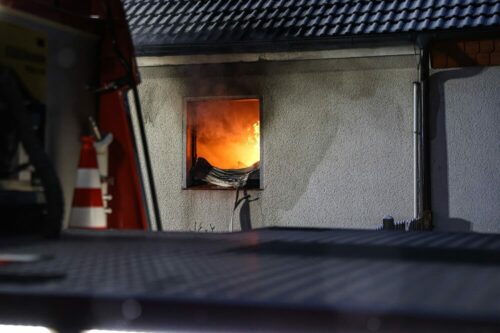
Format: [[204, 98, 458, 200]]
[[0, 21, 47, 103]]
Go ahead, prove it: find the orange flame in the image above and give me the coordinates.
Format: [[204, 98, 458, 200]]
[[188, 99, 260, 169]]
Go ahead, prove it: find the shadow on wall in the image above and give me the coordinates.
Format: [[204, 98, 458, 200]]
[[430, 67, 483, 233]]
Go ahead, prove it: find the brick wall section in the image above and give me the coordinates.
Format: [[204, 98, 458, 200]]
[[432, 39, 500, 68]]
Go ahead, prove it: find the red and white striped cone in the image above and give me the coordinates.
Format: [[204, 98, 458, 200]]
[[69, 135, 107, 229]]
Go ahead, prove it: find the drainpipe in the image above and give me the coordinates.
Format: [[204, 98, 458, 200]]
[[382, 41, 432, 231]]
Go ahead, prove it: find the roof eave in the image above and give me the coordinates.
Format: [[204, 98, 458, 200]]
[[134, 27, 500, 57]]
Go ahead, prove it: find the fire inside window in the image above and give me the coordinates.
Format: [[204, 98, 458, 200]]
[[185, 98, 261, 189]]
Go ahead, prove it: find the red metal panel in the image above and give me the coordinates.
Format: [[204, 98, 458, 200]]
[[96, 0, 147, 229], [2, 0, 149, 230], [94, 0, 140, 87], [99, 91, 148, 230]]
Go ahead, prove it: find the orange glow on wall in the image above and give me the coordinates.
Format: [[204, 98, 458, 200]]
[[187, 98, 260, 170]]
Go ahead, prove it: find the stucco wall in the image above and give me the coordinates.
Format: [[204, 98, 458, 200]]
[[430, 66, 500, 233], [134, 56, 418, 232]]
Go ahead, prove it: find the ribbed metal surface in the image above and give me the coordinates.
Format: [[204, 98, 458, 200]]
[[1, 229, 500, 322], [122, 0, 500, 52]]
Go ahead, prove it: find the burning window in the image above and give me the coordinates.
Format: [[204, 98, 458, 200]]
[[184, 98, 261, 189]]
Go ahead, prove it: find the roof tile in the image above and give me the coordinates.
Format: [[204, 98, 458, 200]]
[[124, 0, 500, 53]]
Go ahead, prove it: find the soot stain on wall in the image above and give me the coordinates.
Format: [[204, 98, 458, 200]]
[[179, 63, 343, 225], [138, 58, 416, 231]]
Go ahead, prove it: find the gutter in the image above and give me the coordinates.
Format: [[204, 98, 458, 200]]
[[136, 33, 414, 57], [134, 27, 500, 57]]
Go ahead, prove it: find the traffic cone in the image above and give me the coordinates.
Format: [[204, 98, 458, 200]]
[[69, 135, 107, 229]]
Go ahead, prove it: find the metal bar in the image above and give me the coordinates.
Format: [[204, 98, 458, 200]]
[[121, 94, 153, 230], [131, 86, 163, 231]]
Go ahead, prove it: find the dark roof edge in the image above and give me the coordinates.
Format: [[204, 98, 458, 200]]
[[134, 27, 500, 57]]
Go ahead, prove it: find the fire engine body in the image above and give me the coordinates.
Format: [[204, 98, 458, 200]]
[[0, 2, 500, 333]]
